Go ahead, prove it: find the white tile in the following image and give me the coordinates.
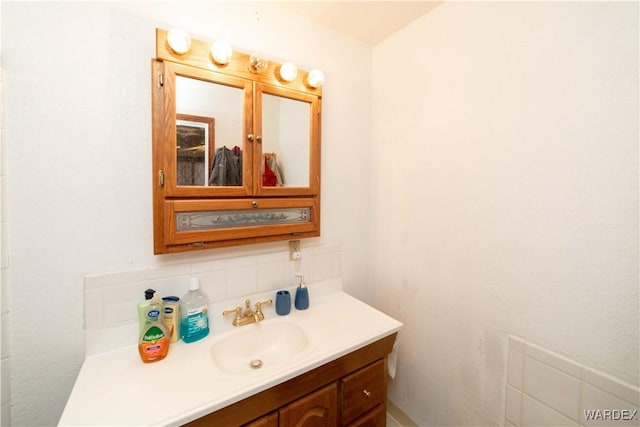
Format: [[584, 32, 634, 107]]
[[509, 335, 525, 353], [1, 402, 10, 427], [525, 342, 581, 378], [257, 251, 287, 264], [147, 263, 191, 280], [104, 300, 137, 325], [582, 383, 640, 427], [226, 255, 256, 268], [523, 356, 580, 420], [84, 273, 105, 290], [196, 270, 227, 303], [256, 260, 285, 292], [1, 269, 9, 314], [0, 313, 9, 358], [1, 358, 10, 405], [583, 367, 640, 406], [506, 385, 522, 425], [147, 275, 191, 299], [189, 259, 225, 274], [522, 395, 579, 426], [83, 287, 104, 330], [226, 262, 257, 299], [285, 258, 311, 285], [508, 349, 524, 389]]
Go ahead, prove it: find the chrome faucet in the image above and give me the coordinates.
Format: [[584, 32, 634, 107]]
[[223, 298, 273, 326]]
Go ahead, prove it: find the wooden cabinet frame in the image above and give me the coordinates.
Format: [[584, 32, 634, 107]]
[[152, 29, 322, 253]]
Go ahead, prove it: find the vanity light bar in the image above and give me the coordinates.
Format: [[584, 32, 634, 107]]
[[158, 28, 324, 91]]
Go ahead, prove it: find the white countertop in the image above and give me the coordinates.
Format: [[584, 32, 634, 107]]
[[58, 287, 402, 426]]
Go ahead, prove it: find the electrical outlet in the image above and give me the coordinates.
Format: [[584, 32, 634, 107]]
[[289, 240, 301, 261]]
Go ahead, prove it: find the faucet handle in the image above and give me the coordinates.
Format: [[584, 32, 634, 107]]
[[223, 307, 242, 325], [255, 299, 273, 311], [254, 299, 273, 321]]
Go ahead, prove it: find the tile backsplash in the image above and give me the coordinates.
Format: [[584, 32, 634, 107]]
[[506, 336, 640, 427], [84, 242, 342, 355]]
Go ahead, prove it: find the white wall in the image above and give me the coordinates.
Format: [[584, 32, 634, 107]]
[[370, 2, 638, 426], [2, 2, 372, 425]]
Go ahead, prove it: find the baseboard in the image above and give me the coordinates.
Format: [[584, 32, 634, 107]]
[[387, 400, 419, 427]]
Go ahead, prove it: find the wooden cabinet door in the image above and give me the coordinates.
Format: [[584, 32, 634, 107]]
[[346, 405, 386, 427], [279, 383, 338, 427], [341, 360, 386, 425], [244, 411, 278, 427]]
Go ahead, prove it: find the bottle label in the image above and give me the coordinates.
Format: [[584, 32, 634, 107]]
[[142, 325, 165, 342], [182, 305, 208, 337]]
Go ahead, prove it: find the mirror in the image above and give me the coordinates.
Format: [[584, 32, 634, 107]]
[[261, 93, 311, 187], [175, 75, 244, 187]]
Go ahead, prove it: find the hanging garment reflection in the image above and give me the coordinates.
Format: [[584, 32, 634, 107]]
[[210, 146, 242, 186]]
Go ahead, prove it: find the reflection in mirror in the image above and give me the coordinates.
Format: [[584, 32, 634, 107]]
[[261, 93, 311, 187], [176, 114, 214, 185], [176, 75, 244, 187]]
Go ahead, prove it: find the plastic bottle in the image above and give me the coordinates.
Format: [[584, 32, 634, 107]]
[[180, 278, 210, 343], [137, 289, 156, 336], [138, 293, 170, 363], [162, 296, 180, 343]]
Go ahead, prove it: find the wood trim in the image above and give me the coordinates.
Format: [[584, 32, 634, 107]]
[[183, 333, 397, 427], [164, 197, 319, 246], [156, 28, 322, 98]]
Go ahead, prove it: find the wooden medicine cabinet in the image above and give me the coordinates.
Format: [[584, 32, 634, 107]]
[[152, 29, 322, 254]]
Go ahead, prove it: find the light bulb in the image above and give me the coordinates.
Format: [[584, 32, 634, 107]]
[[167, 28, 191, 55], [211, 40, 232, 65], [279, 62, 298, 82], [306, 69, 325, 88]]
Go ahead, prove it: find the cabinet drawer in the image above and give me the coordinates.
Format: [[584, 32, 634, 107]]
[[341, 360, 386, 425]]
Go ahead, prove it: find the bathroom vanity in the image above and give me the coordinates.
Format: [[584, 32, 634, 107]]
[[58, 284, 402, 426], [188, 336, 394, 426]]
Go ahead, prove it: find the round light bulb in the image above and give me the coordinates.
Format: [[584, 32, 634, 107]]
[[279, 62, 298, 82], [211, 40, 232, 65], [306, 69, 325, 88], [167, 28, 191, 55]]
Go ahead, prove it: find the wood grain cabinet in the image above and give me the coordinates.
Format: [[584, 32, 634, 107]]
[[152, 28, 322, 253], [184, 334, 396, 427], [341, 360, 386, 426]]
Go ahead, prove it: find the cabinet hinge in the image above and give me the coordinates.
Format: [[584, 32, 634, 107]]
[[158, 170, 165, 187], [157, 71, 164, 88]]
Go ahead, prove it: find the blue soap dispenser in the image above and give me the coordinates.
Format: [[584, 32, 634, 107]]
[[294, 274, 309, 310]]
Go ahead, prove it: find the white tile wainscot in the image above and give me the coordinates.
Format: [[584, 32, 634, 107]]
[[506, 336, 640, 427]]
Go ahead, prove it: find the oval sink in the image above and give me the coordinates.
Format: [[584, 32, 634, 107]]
[[210, 319, 309, 374]]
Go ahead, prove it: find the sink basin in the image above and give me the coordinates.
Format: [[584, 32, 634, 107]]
[[210, 319, 310, 374]]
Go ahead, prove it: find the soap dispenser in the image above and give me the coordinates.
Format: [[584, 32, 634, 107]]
[[294, 274, 309, 310]]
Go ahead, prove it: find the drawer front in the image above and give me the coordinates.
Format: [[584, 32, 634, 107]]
[[341, 359, 386, 425]]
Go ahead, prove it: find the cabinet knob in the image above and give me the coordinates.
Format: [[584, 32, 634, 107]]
[[363, 390, 371, 399], [256, 135, 262, 143], [248, 134, 254, 141], [252, 200, 258, 208]]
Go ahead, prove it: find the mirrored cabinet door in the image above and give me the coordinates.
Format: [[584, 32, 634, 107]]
[[159, 61, 254, 197], [254, 83, 320, 196]]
